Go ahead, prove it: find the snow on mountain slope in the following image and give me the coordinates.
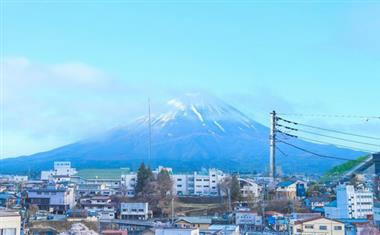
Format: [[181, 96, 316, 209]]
[[0, 93, 364, 174]]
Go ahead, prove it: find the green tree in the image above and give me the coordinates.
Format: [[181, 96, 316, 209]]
[[135, 162, 153, 195], [230, 174, 241, 201]]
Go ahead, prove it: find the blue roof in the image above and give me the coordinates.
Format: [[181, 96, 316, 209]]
[[0, 193, 15, 200], [336, 218, 369, 224], [325, 200, 337, 207], [277, 181, 295, 187]]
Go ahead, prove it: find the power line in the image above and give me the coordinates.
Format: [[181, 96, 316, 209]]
[[277, 140, 366, 162], [292, 129, 380, 148], [277, 113, 380, 120], [277, 117, 380, 141], [276, 131, 377, 153], [276, 146, 288, 157]]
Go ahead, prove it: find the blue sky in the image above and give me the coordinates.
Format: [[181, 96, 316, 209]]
[[2, 1, 380, 157]]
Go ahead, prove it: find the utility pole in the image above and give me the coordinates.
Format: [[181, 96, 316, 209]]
[[227, 188, 232, 212], [269, 111, 276, 181], [148, 98, 152, 167], [171, 197, 174, 224]]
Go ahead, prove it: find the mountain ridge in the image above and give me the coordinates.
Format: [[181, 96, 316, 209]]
[[0, 93, 364, 175]]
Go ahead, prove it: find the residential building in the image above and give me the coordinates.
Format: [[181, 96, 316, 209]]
[[0, 210, 21, 235], [155, 228, 199, 235], [290, 217, 345, 235], [304, 195, 331, 210], [120, 202, 150, 220], [173, 169, 226, 196], [275, 180, 307, 200], [175, 217, 212, 229], [239, 178, 261, 198], [102, 230, 129, 235], [121, 173, 137, 197], [41, 161, 77, 182], [207, 225, 239, 235], [324, 184, 373, 219], [373, 202, 380, 227], [235, 211, 262, 232], [0, 175, 28, 183], [80, 196, 115, 220], [26, 184, 75, 214], [77, 183, 115, 198], [0, 193, 17, 208]]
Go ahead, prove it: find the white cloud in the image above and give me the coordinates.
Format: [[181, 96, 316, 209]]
[[1, 57, 154, 158]]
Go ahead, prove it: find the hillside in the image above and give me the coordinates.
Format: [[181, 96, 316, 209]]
[[0, 93, 365, 175], [322, 155, 369, 180]]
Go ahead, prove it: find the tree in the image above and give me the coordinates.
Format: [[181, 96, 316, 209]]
[[219, 174, 241, 202], [230, 174, 241, 201], [135, 162, 153, 196], [157, 169, 173, 198]]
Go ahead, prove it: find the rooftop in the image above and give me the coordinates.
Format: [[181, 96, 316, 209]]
[[0, 210, 20, 217], [277, 181, 296, 188], [176, 216, 212, 224]]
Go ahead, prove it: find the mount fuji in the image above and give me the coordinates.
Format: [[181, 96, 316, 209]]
[[1, 93, 364, 174]]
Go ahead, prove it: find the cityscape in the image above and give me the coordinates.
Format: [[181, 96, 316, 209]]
[[1, 1, 380, 235]]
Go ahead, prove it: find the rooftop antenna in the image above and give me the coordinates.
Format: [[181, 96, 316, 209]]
[[148, 98, 152, 167]]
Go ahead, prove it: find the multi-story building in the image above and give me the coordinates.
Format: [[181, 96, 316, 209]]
[[324, 184, 374, 219], [290, 217, 345, 235], [80, 196, 115, 220], [173, 169, 226, 196], [374, 202, 380, 227], [239, 179, 261, 198], [0, 210, 21, 235], [26, 184, 75, 214], [0, 175, 28, 183], [122, 168, 227, 197], [121, 174, 137, 197], [41, 161, 77, 182], [120, 202, 150, 220]]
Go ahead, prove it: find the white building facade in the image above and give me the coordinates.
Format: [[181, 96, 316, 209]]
[[41, 161, 77, 182], [120, 202, 150, 220], [0, 210, 21, 235], [325, 184, 374, 219], [173, 169, 226, 196]]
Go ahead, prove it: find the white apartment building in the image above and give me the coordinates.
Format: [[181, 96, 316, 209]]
[[0, 210, 21, 235], [41, 161, 77, 182], [324, 184, 374, 219], [121, 168, 227, 197], [173, 169, 226, 196], [121, 173, 137, 197], [120, 202, 150, 220]]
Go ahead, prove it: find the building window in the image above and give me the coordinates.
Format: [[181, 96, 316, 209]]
[[319, 225, 327, 230], [0, 228, 16, 235], [334, 226, 342, 230], [304, 225, 314, 229], [177, 178, 182, 181]]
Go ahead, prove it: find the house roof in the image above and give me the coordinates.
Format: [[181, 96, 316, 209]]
[[325, 200, 337, 207], [294, 216, 343, 225], [175, 216, 212, 224], [277, 181, 296, 188]]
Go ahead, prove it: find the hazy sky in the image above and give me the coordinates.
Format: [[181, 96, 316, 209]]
[[2, 1, 380, 157]]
